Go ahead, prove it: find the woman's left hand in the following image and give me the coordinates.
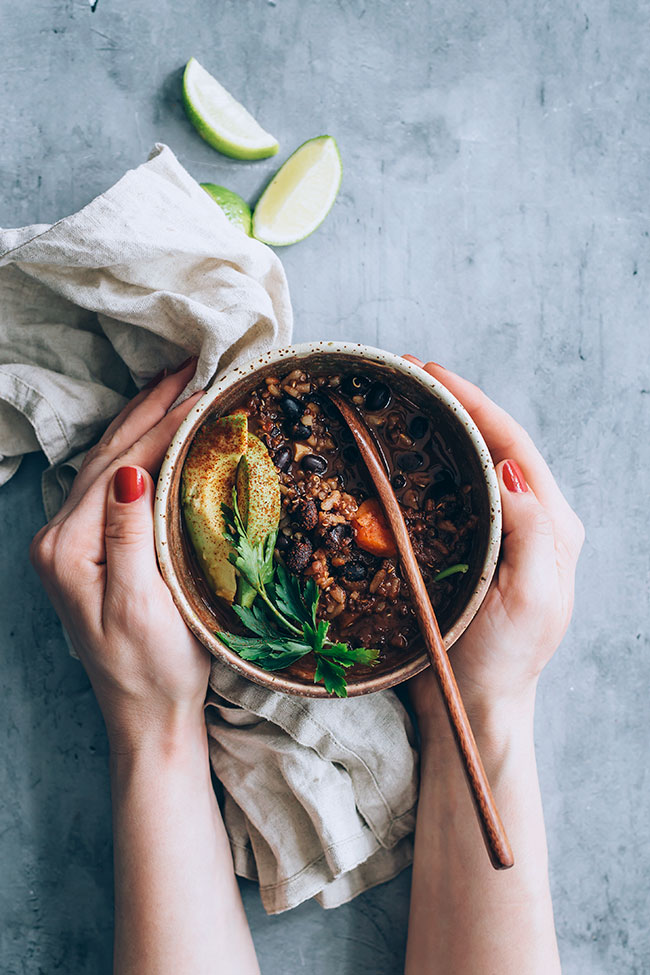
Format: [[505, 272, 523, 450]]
[[30, 360, 209, 752], [402, 356, 584, 725]]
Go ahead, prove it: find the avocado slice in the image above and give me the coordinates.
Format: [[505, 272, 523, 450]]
[[234, 433, 282, 607], [182, 414, 248, 603], [236, 433, 282, 543]]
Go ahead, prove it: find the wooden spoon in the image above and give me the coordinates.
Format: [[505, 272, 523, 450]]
[[327, 390, 514, 871]]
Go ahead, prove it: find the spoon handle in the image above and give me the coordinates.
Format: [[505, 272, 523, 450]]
[[328, 391, 514, 870]]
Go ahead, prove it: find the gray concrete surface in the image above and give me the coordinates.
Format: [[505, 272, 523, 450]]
[[1, 1, 649, 972]]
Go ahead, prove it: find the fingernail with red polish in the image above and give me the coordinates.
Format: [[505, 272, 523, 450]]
[[114, 466, 145, 503], [502, 460, 528, 493], [429, 361, 445, 370], [172, 354, 198, 374], [143, 368, 168, 390]]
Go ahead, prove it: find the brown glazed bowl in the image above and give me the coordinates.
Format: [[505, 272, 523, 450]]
[[154, 342, 501, 697]]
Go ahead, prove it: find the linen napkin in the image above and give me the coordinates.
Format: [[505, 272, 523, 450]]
[[0, 144, 418, 913]]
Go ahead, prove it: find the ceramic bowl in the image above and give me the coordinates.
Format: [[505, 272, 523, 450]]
[[154, 342, 501, 697]]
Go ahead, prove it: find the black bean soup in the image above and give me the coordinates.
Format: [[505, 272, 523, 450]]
[[234, 368, 478, 655]]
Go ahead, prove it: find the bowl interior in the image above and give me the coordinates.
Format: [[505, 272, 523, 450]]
[[159, 348, 499, 697]]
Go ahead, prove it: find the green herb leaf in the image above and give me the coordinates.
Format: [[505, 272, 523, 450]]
[[253, 651, 308, 672], [271, 562, 307, 623], [303, 619, 329, 655], [220, 486, 383, 696], [314, 656, 348, 698], [223, 488, 278, 595], [215, 632, 270, 651], [433, 563, 469, 583], [320, 643, 380, 667], [217, 631, 310, 671], [232, 602, 277, 638], [303, 577, 320, 628], [260, 528, 278, 585]]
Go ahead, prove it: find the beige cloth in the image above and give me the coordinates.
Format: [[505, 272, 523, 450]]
[[0, 144, 418, 914], [0, 144, 292, 516]]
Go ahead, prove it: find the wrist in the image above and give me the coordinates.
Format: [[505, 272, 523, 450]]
[[109, 719, 212, 801], [106, 702, 208, 761], [416, 682, 537, 757]]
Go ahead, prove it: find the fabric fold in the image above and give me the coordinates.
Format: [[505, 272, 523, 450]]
[[206, 670, 418, 914], [0, 143, 292, 500]]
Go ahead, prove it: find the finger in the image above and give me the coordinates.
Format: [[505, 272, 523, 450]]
[[402, 354, 424, 366], [495, 459, 559, 607], [420, 361, 555, 491], [30, 518, 106, 644], [55, 358, 199, 522], [55, 391, 203, 564], [408, 358, 583, 556], [103, 466, 158, 622]]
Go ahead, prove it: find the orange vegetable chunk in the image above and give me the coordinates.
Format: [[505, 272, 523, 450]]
[[351, 498, 398, 558]]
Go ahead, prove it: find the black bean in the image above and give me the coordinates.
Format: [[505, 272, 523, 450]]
[[285, 538, 313, 573], [324, 523, 352, 551], [341, 374, 370, 397], [409, 416, 428, 440], [342, 445, 360, 463], [391, 473, 407, 490], [343, 562, 367, 581], [276, 534, 290, 551], [293, 423, 311, 440], [274, 446, 292, 471], [281, 396, 302, 423], [398, 451, 424, 472], [426, 469, 456, 501], [301, 453, 328, 474], [365, 381, 391, 412]]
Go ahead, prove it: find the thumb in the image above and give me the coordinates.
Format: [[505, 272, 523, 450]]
[[496, 459, 557, 596], [104, 465, 157, 602]]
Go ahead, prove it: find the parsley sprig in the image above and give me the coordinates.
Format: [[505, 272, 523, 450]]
[[217, 489, 379, 697]]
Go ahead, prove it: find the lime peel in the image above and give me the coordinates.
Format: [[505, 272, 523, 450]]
[[200, 183, 253, 236], [252, 135, 342, 246], [183, 58, 279, 161]]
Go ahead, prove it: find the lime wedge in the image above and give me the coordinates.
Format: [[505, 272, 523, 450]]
[[182, 58, 279, 160], [200, 183, 252, 235], [252, 136, 342, 246]]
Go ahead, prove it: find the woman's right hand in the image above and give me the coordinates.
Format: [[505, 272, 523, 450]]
[[403, 357, 585, 725]]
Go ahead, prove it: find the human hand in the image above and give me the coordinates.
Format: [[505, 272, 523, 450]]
[[403, 357, 584, 728], [30, 360, 209, 752]]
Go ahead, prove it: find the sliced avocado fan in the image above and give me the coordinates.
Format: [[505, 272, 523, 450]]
[[182, 415, 281, 606]]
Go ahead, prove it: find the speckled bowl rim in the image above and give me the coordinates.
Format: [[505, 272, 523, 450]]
[[154, 341, 502, 697]]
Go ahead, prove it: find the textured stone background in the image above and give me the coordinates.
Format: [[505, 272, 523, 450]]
[[1, 1, 649, 972]]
